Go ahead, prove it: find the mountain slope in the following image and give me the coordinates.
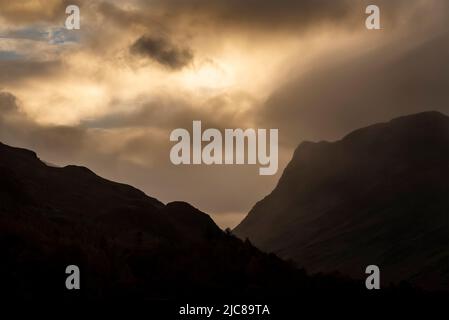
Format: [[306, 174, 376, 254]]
[[234, 111, 449, 291], [1, 140, 373, 303]]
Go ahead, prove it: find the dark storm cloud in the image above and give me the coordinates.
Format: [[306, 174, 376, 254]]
[[257, 30, 449, 147], [128, 0, 421, 34], [146, 0, 355, 30], [130, 34, 193, 70]]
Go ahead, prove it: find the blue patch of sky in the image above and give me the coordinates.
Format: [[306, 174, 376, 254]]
[[0, 25, 80, 44], [0, 50, 24, 61]]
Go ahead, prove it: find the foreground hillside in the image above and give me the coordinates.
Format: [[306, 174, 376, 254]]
[[0, 140, 364, 303]]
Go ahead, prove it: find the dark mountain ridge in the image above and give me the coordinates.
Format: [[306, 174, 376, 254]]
[[0, 140, 366, 304], [234, 111, 449, 291]]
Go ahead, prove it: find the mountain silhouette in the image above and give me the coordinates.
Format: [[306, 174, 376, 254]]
[[1, 115, 446, 309], [234, 111, 449, 291], [0, 140, 373, 304]]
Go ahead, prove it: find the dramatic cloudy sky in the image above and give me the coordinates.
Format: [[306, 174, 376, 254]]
[[0, 0, 448, 228]]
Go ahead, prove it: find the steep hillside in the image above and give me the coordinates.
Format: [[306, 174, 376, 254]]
[[234, 111, 449, 291]]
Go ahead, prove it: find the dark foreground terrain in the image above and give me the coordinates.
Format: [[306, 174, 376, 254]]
[[0, 140, 367, 302]]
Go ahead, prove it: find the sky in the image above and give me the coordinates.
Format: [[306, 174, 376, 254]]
[[0, 0, 448, 228]]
